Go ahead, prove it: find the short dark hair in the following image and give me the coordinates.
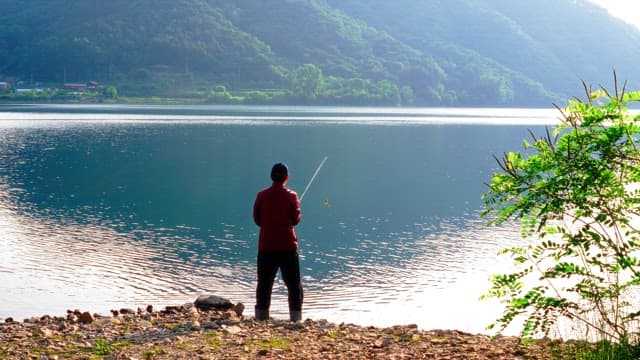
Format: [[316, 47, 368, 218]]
[[271, 163, 288, 183]]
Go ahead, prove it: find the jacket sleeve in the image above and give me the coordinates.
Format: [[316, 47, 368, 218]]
[[291, 194, 301, 226], [253, 193, 261, 226]]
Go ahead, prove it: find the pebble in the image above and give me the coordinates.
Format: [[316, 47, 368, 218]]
[[222, 325, 243, 334], [78, 311, 93, 323], [202, 321, 220, 329], [0, 295, 561, 359]]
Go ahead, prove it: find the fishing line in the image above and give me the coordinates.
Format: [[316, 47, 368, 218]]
[[300, 156, 328, 202]]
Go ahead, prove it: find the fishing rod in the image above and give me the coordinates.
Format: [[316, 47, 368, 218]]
[[300, 156, 328, 202]]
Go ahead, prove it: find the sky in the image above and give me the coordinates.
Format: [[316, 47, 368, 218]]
[[588, 0, 640, 30]]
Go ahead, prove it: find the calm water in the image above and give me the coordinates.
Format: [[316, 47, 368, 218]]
[[0, 104, 558, 333]]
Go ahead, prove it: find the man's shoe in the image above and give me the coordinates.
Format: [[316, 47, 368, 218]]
[[255, 308, 269, 321], [289, 310, 302, 322]]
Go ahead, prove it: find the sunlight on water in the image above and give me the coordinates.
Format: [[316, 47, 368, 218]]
[[0, 190, 522, 333], [297, 217, 522, 333], [0, 105, 544, 334], [0, 104, 560, 126], [0, 193, 256, 318]]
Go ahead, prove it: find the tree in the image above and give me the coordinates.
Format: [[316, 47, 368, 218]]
[[375, 80, 401, 105], [400, 85, 415, 106], [468, 72, 514, 105], [481, 77, 640, 345], [291, 64, 324, 100], [104, 86, 118, 99], [207, 84, 240, 104]]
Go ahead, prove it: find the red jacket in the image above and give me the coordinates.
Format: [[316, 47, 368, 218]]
[[253, 182, 301, 251]]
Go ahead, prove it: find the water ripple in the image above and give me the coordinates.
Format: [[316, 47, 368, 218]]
[[0, 108, 537, 334]]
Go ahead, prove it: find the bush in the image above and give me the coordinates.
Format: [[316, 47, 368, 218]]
[[206, 85, 241, 104], [104, 86, 118, 99], [482, 75, 640, 344], [244, 90, 271, 104]]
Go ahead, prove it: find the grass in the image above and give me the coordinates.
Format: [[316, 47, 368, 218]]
[[163, 322, 181, 330], [542, 319, 640, 360], [246, 337, 291, 351], [572, 341, 640, 360], [143, 347, 165, 359], [263, 337, 290, 351], [91, 339, 111, 356], [203, 330, 224, 349], [548, 338, 640, 360], [397, 333, 422, 344], [112, 340, 132, 349], [175, 343, 188, 350]]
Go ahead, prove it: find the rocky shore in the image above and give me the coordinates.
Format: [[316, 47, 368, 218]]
[[0, 295, 568, 359]]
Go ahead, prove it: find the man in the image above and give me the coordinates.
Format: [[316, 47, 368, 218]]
[[253, 163, 303, 322]]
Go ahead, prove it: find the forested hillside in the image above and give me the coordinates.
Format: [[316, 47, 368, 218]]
[[0, 0, 638, 106]]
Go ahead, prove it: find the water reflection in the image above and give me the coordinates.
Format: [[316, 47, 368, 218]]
[[0, 106, 543, 334], [298, 215, 523, 333], [0, 183, 254, 317], [1, 187, 521, 333]]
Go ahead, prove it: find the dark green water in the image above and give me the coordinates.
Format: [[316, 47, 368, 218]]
[[0, 104, 556, 332]]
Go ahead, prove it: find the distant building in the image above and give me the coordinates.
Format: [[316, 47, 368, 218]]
[[16, 88, 43, 93], [63, 83, 88, 91], [63, 82, 99, 91]]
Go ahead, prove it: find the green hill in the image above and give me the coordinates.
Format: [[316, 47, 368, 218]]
[[0, 0, 638, 106]]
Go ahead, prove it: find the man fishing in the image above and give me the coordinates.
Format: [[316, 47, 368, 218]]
[[253, 163, 303, 322]]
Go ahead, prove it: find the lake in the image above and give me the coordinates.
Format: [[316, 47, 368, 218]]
[[0, 104, 558, 334]]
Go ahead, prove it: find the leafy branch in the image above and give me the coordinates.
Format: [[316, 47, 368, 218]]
[[481, 74, 640, 343]]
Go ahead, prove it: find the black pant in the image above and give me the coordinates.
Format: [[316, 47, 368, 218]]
[[256, 250, 303, 311]]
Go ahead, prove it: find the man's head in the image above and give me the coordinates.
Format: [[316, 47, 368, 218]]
[[271, 163, 289, 183]]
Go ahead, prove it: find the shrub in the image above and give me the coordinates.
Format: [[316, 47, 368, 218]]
[[481, 74, 640, 344]]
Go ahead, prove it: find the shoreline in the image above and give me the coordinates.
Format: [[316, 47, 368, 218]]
[[0, 297, 569, 359]]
